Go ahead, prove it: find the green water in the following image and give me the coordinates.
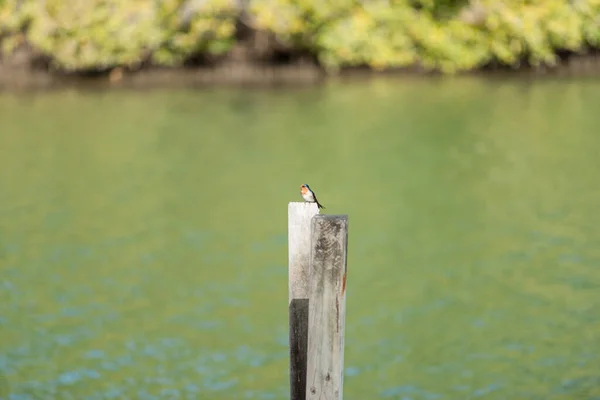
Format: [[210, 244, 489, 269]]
[[1, 77, 600, 400]]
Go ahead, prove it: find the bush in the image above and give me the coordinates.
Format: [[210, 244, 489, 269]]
[[1, 0, 599, 73], [250, 0, 600, 72], [0, 0, 238, 71]]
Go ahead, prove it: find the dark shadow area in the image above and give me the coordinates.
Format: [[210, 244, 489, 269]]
[[289, 298, 309, 400]]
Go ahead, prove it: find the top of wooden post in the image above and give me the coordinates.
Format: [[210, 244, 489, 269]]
[[288, 202, 320, 302]]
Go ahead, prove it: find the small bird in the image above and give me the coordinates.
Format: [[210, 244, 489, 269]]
[[300, 184, 325, 209]]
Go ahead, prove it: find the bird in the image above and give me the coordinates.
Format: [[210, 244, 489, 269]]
[[300, 184, 325, 209]]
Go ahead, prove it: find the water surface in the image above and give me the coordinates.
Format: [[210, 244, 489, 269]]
[[1, 77, 600, 399]]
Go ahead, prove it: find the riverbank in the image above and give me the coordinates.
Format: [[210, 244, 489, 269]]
[[2, 49, 600, 91], [2, 0, 599, 90]]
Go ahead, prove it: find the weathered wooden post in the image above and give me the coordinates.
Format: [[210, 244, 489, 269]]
[[288, 202, 320, 400], [306, 215, 349, 400]]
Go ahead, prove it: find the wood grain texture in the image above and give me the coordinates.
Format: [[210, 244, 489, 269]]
[[289, 202, 320, 400], [306, 215, 349, 400], [289, 202, 320, 302]]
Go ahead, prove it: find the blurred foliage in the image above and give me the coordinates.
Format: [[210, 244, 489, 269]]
[[250, 0, 600, 72], [153, 0, 237, 65], [0, 0, 599, 73], [0, 0, 237, 71]]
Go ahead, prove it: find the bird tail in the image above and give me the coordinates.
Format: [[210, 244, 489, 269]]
[[317, 201, 325, 210]]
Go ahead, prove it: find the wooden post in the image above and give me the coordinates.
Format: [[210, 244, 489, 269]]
[[306, 215, 349, 400], [288, 202, 320, 400]]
